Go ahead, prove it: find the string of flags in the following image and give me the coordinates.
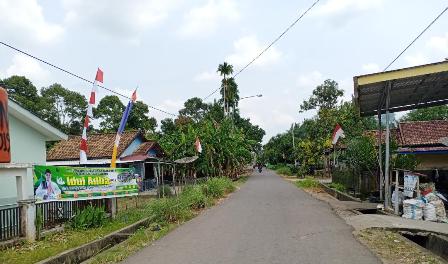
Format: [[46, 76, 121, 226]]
[[80, 68, 103, 164]]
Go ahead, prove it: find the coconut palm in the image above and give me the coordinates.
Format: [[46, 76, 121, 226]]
[[217, 62, 234, 116]]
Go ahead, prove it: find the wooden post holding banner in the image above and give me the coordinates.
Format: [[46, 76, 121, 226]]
[[0, 87, 11, 163]]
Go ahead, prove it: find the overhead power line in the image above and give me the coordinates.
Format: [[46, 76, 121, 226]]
[[383, 6, 448, 71], [203, 0, 320, 100], [0, 41, 177, 116]]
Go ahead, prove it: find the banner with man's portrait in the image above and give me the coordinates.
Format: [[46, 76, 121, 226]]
[[33, 165, 139, 202]]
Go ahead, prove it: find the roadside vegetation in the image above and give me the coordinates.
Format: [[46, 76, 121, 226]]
[[295, 177, 320, 189], [0, 177, 243, 264], [263, 78, 422, 194]]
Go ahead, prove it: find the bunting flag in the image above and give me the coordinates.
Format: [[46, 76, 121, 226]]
[[111, 90, 137, 168], [195, 137, 202, 153], [80, 68, 103, 164], [331, 123, 345, 145]]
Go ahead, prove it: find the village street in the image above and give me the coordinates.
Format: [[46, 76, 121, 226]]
[[123, 170, 380, 264]]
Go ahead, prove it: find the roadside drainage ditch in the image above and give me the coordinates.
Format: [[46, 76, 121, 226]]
[[399, 231, 448, 261], [37, 218, 152, 264]]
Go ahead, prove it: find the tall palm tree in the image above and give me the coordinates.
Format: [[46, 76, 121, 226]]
[[217, 62, 234, 116]]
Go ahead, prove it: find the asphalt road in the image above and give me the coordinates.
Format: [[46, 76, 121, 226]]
[[123, 169, 380, 264]]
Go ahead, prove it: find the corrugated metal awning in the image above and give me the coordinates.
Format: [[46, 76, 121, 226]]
[[354, 60, 448, 116]]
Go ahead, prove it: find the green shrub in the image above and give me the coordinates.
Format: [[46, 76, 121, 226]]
[[295, 177, 319, 189], [70, 205, 107, 230], [148, 198, 192, 223], [202, 177, 235, 198], [180, 185, 208, 209], [276, 166, 292, 176], [296, 165, 308, 178], [328, 182, 346, 192], [158, 185, 173, 197]]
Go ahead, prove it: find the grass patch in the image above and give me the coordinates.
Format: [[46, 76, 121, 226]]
[[328, 182, 346, 193], [276, 166, 293, 176], [295, 177, 320, 189], [356, 228, 444, 264]]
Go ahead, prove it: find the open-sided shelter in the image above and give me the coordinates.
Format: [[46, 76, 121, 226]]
[[353, 60, 448, 207]]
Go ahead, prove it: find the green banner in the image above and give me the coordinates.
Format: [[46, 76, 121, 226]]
[[33, 166, 139, 201]]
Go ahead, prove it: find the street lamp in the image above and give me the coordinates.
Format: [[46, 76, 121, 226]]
[[240, 94, 262, 100]]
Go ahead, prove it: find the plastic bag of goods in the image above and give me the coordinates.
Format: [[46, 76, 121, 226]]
[[423, 203, 437, 221], [430, 199, 447, 222], [402, 199, 424, 220]]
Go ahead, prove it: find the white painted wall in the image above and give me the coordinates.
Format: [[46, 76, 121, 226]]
[[0, 115, 47, 207]]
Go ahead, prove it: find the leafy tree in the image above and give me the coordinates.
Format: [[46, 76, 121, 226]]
[[299, 79, 344, 112], [160, 118, 176, 135], [40, 83, 88, 134], [0, 76, 40, 113], [95, 95, 124, 132], [178, 97, 209, 122], [401, 105, 448, 121], [127, 101, 157, 133]]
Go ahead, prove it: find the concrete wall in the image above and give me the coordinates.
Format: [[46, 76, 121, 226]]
[[416, 154, 448, 170], [0, 115, 47, 207]]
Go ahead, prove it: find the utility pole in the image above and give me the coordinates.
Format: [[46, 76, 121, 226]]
[[292, 123, 296, 166]]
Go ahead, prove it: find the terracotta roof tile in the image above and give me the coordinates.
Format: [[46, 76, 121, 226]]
[[399, 120, 448, 146], [47, 131, 141, 161], [364, 128, 401, 145]]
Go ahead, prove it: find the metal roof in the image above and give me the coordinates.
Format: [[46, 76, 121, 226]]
[[354, 60, 448, 116]]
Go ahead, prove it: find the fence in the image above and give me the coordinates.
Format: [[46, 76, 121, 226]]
[[36, 199, 107, 230], [0, 206, 21, 241]]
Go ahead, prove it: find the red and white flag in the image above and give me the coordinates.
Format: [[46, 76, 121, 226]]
[[332, 124, 345, 145], [195, 137, 202, 153], [80, 68, 103, 164]]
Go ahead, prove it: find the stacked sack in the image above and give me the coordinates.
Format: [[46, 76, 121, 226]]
[[402, 199, 424, 220], [424, 192, 447, 222]]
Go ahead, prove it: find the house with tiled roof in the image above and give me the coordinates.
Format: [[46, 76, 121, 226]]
[[47, 130, 167, 183], [47, 130, 164, 165], [396, 120, 448, 170], [365, 120, 448, 170]]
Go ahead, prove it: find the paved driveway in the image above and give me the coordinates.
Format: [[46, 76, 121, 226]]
[[123, 169, 380, 264]]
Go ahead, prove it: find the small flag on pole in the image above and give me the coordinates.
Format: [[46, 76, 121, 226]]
[[80, 68, 103, 164], [111, 89, 137, 168], [195, 137, 202, 153], [332, 123, 345, 145]]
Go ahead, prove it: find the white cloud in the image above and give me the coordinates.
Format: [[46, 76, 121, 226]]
[[361, 63, 380, 73], [226, 35, 281, 68], [296, 71, 324, 89], [63, 0, 181, 42], [313, 0, 383, 17], [194, 70, 220, 82], [427, 33, 448, 54], [2, 54, 51, 88], [179, 0, 239, 37], [0, 0, 64, 44], [404, 53, 429, 67]]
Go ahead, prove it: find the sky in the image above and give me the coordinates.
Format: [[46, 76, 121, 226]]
[[0, 0, 447, 143]]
